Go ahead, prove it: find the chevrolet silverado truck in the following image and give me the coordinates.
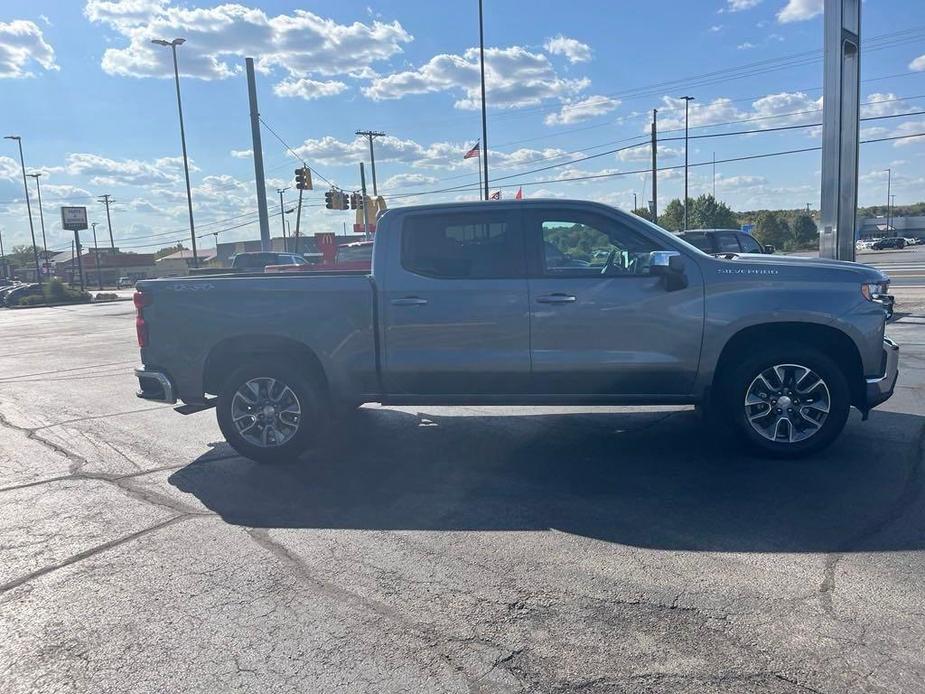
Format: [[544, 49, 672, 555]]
[[133, 199, 898, 462]]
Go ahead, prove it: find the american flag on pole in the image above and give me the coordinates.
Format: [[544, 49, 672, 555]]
[[464, 141, 480, 159], [490, 190, 501, 200], [515, 187, 523, 200]]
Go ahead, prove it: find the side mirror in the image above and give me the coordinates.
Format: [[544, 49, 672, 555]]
[[649, 251, 688, 290], [763, 244, 775, 254]]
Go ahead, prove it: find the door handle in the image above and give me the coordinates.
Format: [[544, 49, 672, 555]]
[[536, 293, 576, 304], [391, 297, 428, 306]]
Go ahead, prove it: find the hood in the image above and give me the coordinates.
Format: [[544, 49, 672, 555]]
[[706, 253, 887, 282]]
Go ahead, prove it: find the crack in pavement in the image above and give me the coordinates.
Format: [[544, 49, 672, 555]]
[[819, 418, 925, 618]]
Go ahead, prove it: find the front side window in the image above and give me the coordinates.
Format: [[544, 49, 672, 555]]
[[538, 214, 663, 277], [716, 233, 741, 253], [402, 212, 523, 279], [738, 234, 763, 253]]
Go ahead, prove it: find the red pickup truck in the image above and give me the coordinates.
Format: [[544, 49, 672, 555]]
[[265, 240, 373, 273]]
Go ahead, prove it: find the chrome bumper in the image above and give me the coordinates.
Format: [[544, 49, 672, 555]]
[[135, 368, 176, 404], [865, 337, 899, 409]]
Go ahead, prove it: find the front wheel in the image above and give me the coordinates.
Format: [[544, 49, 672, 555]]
[[722, 346, 850, 458], [216, 361, 324, 463]]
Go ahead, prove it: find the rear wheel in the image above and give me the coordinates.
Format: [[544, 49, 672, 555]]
[[216, 361, 324, 463], [722, 345, 850, 458]]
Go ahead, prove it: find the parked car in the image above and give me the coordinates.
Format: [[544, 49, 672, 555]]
[[871, 237, 906, 250], [677, 229, 774, 255], [0, 283, 23, 305], [118, 277, 135, 288], [902, 237, 918, 247], [265, 241, 374, 273], [3, 283, 42, 306], [231, 252, 307, 271], [134, 199, 897, 462]]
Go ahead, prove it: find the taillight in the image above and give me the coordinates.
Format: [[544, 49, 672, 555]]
[[134, 291, 151, 347]]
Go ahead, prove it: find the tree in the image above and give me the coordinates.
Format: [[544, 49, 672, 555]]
[[688, 194, 737, 230], [155, 243, 186, 259], [632, 207, 654, 222], [6, 245, 40, 269], [658, 199, 685, 231], [791, 215, 818, 247], [754, 211, 792, 249]]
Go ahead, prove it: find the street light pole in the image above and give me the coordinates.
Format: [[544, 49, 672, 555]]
[[91, 222, 103, 289], [885, 168, 892, 234], [679, 96, 695, 231], [27, 173, 49, 264], [4, 136, 41, 285], [152, 38, 198, 268]]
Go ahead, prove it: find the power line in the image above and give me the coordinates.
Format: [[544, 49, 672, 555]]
[[258, 116, 337, 189]]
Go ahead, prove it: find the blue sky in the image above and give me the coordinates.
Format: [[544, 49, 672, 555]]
[[1, 0, 924, 254]]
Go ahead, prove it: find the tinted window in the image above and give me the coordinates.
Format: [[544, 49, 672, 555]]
[[402, 211, 524, 279], [337, 244, 373, 262], [716, 233, 741, 253], [738, 234, 763, 253], [537, 212, 664, 277], [681, 233, 712, 252]]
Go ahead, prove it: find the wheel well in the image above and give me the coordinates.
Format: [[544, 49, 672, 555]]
[[203, 335, 328, 399], [714, 322, 865, 405]]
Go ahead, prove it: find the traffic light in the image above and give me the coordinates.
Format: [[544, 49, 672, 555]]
[[356, 194, 365, 210], [295, 167, 312, 190], [325, 189, 335, 209], [349, 192, 358, 210]]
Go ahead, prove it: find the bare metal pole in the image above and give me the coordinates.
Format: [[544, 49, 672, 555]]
[[4, 136, 41, 286], [27, 173, 49, 261], [172, 42, 198, 268], [246, 57, 271, 251], [885, 168, 892, 233], [478, 0, 490, 201], [679, 96, 695, 230]]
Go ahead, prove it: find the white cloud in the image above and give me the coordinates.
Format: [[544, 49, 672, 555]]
[[777, 0, 823, 23], [272, 78, 348, 100], [617, 144, 681, 163], [0, 156, 20, 179], [545, 95, 620, 126], [230, 149, 252, 159], [860, 93, 920, 119], [709, 25, 724, 33], [909, 55, 925, 72], [63, 152, 183, 186], [543, 35, 591, 63], [715, 175, 768, 190], [0, 20, 58, 78], [737, 42, 756, 50], [84, 1, 412, 99], [364, 46, 589, 110], [727, 0, 762, 11], [382, 173, 438, 189]]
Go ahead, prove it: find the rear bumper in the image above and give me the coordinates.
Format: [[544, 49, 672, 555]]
[[135, 368, 176, 404], [865, 337, 899, 410]]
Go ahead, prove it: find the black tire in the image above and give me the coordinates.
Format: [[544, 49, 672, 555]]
[[216, 360, 325, 464], [721, 344, 851, 458]]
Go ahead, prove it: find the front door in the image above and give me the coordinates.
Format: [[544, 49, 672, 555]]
[[526, 207, 704, 396], [381, 207, 531, 395]]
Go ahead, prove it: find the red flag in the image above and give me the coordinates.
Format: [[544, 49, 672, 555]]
[[515, 187, 523, 200], [490, 190, 501, 200], [464, 142, 480, 159]]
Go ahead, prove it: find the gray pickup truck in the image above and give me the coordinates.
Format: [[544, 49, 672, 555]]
[[134, 199, 898, 461]]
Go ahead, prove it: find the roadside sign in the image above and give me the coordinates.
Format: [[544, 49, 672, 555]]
[[61, 206, 88, 231], [741, 223, 754, 235]]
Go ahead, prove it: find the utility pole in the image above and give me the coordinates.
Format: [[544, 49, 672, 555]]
[[650, 109, 658, 221], [245, 57, 271, 251], [98, 194, 116, 250], [712, 152, 716, 198], [4, 136, 41, 285], [360, 163, 370, 238], [679, 96, 695, 231], [478, 0, 490, 201], [90, 222, 103, 289], [152, 38, 198, 268], [885, 168, 892, 234], [27, 173, 49, 262], [355, 131, 385, 196], [277, 187, 289, 251]]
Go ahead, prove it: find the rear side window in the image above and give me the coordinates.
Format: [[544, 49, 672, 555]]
[[402, 211, 524, 279], [716, 233, 741, 253], [337, 245, 373, 262], [682, 233, 712, 252]]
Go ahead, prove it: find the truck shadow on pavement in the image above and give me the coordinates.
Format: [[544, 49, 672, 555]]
[[169, 406, 925, 552]]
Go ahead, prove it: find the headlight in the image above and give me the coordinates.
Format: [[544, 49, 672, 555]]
[[861, 281, 890, 301]]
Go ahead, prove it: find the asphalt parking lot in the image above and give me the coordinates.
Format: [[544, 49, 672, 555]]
[[1, 285, 923, 693]]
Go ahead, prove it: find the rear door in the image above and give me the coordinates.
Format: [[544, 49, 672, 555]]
[[526, 206, 704, 396], [381, 208, 531, 395]]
